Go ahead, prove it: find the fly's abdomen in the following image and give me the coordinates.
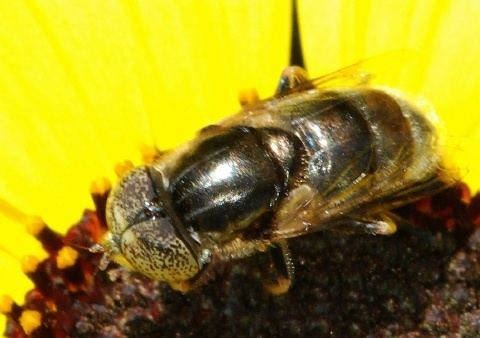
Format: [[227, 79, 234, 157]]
[[286, 88, 438, 199], [289, 93, 376, 192]]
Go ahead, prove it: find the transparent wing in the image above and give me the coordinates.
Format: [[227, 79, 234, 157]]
[[229, 50, 418, 120], [269, 89, 458, 239], [280, 50, 416, 96], [222, 53, 462, 240], [270, 145, 450, 240]]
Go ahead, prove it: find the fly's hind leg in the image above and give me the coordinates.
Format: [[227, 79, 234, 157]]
[[262, 240, 295, 295]]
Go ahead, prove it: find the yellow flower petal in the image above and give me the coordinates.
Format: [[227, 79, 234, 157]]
[[0, 1, 290, 232], [0, 1, 290, 333], [299, 0, 480, 190]]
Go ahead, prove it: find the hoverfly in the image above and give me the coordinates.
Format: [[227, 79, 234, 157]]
[[92, 60, 452, 294]]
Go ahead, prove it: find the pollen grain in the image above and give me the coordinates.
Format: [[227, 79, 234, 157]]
[[19, 310, 41, 335], [56, 246, 79, 269]]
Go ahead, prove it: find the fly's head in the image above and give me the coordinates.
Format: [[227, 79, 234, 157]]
[[93, 166, 202, 283]]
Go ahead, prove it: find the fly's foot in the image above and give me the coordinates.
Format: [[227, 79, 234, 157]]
[[261, 240, 295, 295], [168, 280, 192, 294], [263, 276, 292, 295]]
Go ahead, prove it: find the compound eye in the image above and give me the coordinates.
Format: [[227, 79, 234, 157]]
[[106, 166, 158, 235], [120, 218, 200, 282]]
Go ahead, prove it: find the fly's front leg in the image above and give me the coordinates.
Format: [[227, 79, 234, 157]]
[[216, 237, 296, 294], [170, 238, 270, 293], [261, 240, 295, 295], [168, 254, 221, 294]]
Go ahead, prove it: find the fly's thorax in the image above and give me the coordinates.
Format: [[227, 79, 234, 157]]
[[167, 127, 289, 234]]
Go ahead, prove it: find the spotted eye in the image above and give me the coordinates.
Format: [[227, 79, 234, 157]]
[[119, 217, 200, 282], [106, 166, 157, 234]]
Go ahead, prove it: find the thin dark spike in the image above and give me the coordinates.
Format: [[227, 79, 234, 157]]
[[289, 0, 305, 68]]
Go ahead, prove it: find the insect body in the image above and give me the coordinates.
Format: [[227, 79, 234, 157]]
[[97, 64, 447, 293]]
